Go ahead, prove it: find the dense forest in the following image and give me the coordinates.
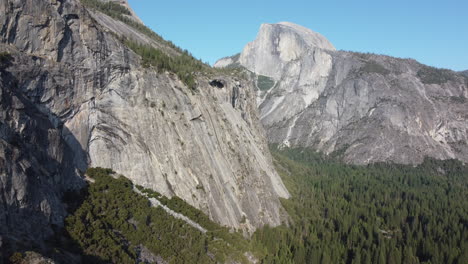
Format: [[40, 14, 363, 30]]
[[253, 146, 468, 264]]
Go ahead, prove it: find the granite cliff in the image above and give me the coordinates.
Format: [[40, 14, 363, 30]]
[[0, 0, 289, 250], [216, 22, 468, 165]]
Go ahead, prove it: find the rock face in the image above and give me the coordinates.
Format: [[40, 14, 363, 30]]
[[0, 0, 289, 248], [0, 51, 84, 246], [216, 22, 468, 165], [237, 22, 335, 80]]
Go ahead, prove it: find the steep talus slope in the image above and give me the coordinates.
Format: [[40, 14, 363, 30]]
[[0, 0, 288, 248], [216, 22, 468, 165]]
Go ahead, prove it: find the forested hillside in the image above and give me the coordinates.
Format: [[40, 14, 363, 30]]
[[63, 168, 263, 264], [253, 147, 468, 264], [12, 153, 466, 263]]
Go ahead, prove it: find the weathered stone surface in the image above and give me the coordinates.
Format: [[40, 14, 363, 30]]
[[0, 0, 289, 248], [20, 251, 58, 264], [217, 22, 468, 165], [238, 22, 335, 80], [0, 48, 84, 246]]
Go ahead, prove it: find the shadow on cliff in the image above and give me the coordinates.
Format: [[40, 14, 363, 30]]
[[44, 187, 109, 264], [0, 53, 104, 263], [1, 206, 108, 264]]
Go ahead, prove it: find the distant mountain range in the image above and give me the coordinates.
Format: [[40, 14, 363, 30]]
[[216, 22, 468, 165]]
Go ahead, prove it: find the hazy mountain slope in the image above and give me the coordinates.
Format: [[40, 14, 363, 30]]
[[0, 0, 289, 249], [216, 22, 468, 165]]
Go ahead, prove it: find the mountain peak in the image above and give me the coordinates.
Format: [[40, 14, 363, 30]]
[[234, 21, 334, 79], [271, 22, 336, 51]]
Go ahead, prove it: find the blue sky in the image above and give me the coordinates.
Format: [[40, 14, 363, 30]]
[[128, 0, 468, 71]]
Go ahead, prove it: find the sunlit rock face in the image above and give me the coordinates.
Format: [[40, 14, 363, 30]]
[[216, 22, 468, 165], [237, 22, 335, 131], [239, 22, 335, 80], [0, 0, 290, 247]]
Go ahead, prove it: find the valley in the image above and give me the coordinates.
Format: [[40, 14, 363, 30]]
[[0, 0, 467, 263]]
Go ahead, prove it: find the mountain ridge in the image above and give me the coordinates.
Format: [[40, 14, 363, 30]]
[[216, 22, 468, 165]]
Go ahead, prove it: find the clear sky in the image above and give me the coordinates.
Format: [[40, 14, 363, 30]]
[[128, 0, 468, 71]]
